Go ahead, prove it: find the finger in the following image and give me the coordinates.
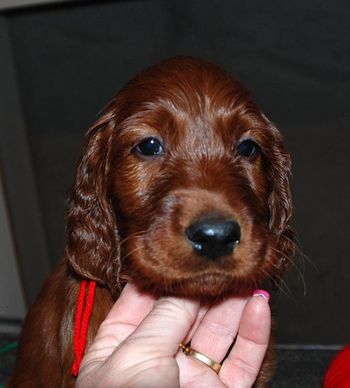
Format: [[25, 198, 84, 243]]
[[103, 283, 156, 326], [129, 296, 200, 356], [181, 305, 209, 344], [81, 296, 199, 388], [91, 283, 157, 352], [220, 293, 271, 388], [189, 296, 249, 363], [80, 284, 158, 376], [87, 296, 200, 383]]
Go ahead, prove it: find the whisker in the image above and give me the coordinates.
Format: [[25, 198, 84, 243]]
[[270, 246, 307, 297], [260, 267, 293, 299], [119, 231, 146, 248], [120, 245, 144, 262], [280, 233, 317, 272]]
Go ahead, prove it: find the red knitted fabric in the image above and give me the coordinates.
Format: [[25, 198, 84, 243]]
[[72, 280, 96, 377], [324, 345, 350, 388]]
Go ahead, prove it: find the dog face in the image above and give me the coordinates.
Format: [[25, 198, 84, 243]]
[[66, 57, 294, 298]]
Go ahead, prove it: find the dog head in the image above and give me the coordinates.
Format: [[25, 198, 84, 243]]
[[66, 57, 294, 298]]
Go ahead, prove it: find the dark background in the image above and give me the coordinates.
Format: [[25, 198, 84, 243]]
[[5, 0, 350, 344]]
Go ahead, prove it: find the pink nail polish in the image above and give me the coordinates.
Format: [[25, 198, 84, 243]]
[[253, 289, 270, 303]]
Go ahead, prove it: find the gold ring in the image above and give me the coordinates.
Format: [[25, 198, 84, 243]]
[[179, 343, 221, 374]]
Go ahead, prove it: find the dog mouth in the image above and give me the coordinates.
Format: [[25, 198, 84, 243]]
[[122, 258, 259, 299], [121, 247, 267, 300]]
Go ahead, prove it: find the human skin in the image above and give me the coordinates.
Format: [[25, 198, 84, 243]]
[[76, 283, 271, 388]]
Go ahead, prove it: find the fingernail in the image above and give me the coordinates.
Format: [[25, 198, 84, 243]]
[[253, 289, 270, 303]]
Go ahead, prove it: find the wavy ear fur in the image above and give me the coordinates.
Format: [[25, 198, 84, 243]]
[[65, 111, 121, 295], [267, 124, 296, 283]]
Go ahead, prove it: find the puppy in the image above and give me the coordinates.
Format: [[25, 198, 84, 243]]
[[9, 57, 294, 387]]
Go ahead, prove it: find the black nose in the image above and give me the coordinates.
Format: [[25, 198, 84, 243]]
[[185, 217, 241, 260]]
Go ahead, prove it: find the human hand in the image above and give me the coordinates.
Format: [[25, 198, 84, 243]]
[[76, 284, 271, 388]]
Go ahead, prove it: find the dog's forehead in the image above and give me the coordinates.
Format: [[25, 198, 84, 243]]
[[119, 58, 249, 113], [115, 58, 260, 144]]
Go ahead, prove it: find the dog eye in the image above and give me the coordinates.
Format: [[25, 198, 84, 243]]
[[237, 139, 259, 158], [134, 137, 164, 158]]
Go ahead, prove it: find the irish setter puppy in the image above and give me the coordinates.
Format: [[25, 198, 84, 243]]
[[9, 57, 294, 387]]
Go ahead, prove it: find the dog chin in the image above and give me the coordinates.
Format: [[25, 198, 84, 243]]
[[171, 279, 256, 300], [129, 272, 257, 301]]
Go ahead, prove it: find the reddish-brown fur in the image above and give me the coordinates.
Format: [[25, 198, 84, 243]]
[[8, 57, 294, 387]]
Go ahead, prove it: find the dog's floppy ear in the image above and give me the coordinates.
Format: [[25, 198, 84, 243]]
[[65, 110, 121, 295], [266, 123, 296, 282]]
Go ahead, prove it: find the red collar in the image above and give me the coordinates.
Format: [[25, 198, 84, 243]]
[[72, 280, 96, 376]]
